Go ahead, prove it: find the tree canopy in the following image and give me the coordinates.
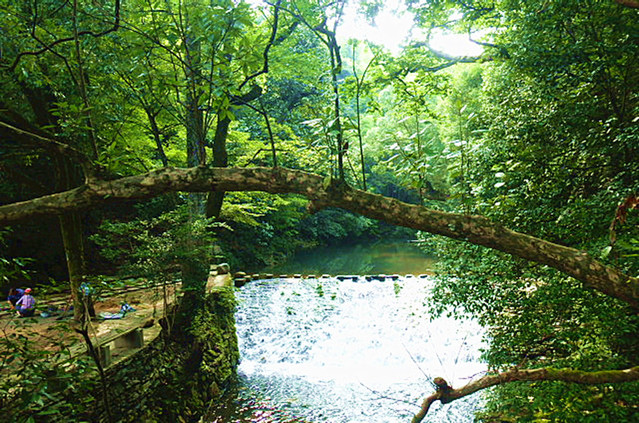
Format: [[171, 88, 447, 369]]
[[0, 0, 638, 420]]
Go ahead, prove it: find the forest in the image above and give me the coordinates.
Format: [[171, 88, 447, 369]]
[[0, 0, 638, 421]]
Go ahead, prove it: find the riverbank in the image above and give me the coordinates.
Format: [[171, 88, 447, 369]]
[[0, 272, 240, 422], [1, 278, 179, 360]]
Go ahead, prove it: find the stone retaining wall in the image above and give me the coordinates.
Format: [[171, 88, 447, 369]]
[[81, 286, 238, 422]]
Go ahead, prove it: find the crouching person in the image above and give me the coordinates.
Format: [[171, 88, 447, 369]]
[[15, 288, 36, 317], [7, 288, 24, 309]]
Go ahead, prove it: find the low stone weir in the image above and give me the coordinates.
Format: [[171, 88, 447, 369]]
[[230, 270, 432, 287]]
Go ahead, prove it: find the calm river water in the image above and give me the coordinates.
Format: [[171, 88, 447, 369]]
[[206, 242, 485, 422], [263, 241, 437, 276]]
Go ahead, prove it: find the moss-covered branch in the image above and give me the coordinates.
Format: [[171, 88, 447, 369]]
[[0, 166, 637, 308], [412, 366, 639, 423]]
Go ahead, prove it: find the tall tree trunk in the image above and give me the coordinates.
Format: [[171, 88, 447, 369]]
[[181, 28, 209, 306], [58, 212, 86, 321], [328, 37, 344, 181], [14, 49, 94, 323], [205, 114, 231, 218], [185, 90, 206, 168], [185, 31, 207, 215], [55, 154, 88, 321]]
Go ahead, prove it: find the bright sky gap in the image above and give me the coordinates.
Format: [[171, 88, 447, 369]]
[[248, 0, 484, 57]]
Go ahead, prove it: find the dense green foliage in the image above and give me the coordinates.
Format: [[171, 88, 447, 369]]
[[0, 320, 96, 421], [0, 0, 638, 421], [412, 1, 639, 420]]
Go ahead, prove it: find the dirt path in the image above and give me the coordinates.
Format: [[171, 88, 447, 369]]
[[1, 280, 181, 363], [2, 271, 233, 370]]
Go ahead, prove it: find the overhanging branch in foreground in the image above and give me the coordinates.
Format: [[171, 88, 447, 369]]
[[0, 165, 637, 308], [412, 365, 639, 423]]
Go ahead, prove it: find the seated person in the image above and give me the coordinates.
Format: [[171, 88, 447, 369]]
[[15, 288, 36, 317], [7, 288, 25, 309]]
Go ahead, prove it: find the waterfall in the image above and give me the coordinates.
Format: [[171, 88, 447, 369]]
[[208, 276, 486, 422]]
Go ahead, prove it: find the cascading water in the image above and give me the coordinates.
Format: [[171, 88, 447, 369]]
[[207, 275, 486, 422]]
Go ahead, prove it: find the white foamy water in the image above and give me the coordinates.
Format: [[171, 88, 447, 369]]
[[230, 276, 486, 422]]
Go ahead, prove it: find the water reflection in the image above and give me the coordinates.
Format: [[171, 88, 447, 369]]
[[207, 276, 485, 422], [263, 241, 436, 276]]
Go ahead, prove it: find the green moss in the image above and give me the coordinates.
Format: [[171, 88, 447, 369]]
[[190, 286, 240, 388], [60, 286, 242, 422]]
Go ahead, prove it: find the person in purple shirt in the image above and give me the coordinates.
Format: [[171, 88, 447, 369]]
[[15, 288, 36, 317], [7, 288, 24, 308]]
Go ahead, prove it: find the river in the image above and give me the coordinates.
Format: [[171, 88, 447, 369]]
[[206, 241, 486, 422], [262, 241, 437, 276]]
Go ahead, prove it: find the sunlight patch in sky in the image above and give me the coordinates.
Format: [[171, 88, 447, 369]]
[[247, 0, 483, 57], [426, 29, 485, 57], [337, 0, 413, 55], [338, 1, 483, 57]]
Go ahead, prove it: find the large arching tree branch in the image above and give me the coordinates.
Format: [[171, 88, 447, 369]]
[[0, 166, 637, 308], [412, 366, 639, 422]]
